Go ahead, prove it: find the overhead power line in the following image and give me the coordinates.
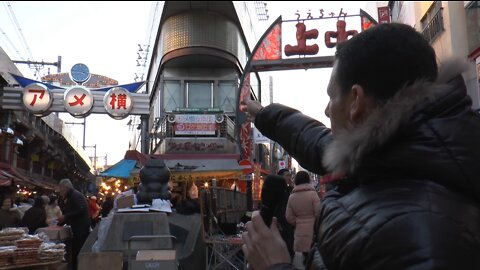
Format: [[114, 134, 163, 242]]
[[0, 25, 24, 60], [5, 2, 35, 62]]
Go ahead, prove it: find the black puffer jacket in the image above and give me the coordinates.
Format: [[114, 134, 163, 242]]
[[257, 59, 480, 270]]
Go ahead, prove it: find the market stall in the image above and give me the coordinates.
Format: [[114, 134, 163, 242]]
[[98, 150, 145, 199], [0, 227, 66, 269]]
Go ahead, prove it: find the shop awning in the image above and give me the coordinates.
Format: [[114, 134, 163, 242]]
[[165, 159, 244, 181], [0, 168, 35, 189], [166, 159, 244, 173], [0, 163, 57, 190], [0, 173, 11, 186], [28, 178, 57, 191], [99, 159, 137, 179]]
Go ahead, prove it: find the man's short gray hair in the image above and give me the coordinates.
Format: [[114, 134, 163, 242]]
[[59, 178, 73, 189]]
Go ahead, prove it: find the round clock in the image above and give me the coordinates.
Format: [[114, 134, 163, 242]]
[[70, 63, 91, 84]]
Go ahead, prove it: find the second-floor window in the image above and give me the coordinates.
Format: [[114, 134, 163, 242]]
[[187, 82, 213, 108], [421, 1, 444, 43], [164, 81, 183, 112], [163, 80, 237, 113]]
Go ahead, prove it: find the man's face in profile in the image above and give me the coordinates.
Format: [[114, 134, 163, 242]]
[[325, 61, 352, 137], [59, 185, 69, 197]]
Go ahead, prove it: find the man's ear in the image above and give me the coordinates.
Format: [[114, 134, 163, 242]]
[[349, 84, 368, 124]]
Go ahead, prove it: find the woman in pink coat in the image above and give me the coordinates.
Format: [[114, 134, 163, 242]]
[[286, 171, 321, 267]]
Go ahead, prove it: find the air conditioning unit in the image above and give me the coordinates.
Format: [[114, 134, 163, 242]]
[[215, 114, 224, 123], [167, 114, 176, 123]]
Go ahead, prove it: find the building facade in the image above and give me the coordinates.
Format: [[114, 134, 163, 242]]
[[142, 1, 269, 209], [389, 1, 480, 109]]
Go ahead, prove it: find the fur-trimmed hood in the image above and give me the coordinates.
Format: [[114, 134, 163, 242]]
[[323, 58, 480, 200]]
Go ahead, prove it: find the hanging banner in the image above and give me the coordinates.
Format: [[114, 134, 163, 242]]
[[236, 16, 283, 160], [253, 162, 262, 201]]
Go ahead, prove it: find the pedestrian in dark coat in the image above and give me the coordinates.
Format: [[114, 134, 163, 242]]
[[100, 195, 114, 218], [22, 197, 47, 234], [0, 197, 21, 229], [274, 169, 295, 259], [57, 179, 90, 270]]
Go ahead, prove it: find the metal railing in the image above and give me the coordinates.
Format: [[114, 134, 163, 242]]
[[421, 8, 444, 44]]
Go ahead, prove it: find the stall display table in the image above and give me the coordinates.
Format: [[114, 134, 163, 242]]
[[0, 260, 62, 270], [36, 226, 72, 243], [205, 235, 245, 270], [36, 226, 72, 270]]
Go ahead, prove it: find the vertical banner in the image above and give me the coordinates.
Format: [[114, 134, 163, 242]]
[[236, 16, 283, 160], [253, 162, 262, 201], [377, 6, 391, 24]]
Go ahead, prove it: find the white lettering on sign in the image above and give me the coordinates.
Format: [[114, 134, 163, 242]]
[[22, 83, 53, 115], [167, 141, 225, 152], [175, 114, 216, 124], [64, 86, 94, 117], [103, 87, 133, 120]]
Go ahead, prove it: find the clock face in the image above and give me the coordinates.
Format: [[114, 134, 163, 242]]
[[70, 63, 90, 83]]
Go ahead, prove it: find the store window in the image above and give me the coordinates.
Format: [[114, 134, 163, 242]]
[[420, 1, 444, 43], [215, 81, 237, 113], [164, 81, 183, 112], [187, 81, 213, 108]]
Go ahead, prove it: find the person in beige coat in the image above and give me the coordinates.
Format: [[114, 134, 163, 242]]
[[286, 171, 321, 268]]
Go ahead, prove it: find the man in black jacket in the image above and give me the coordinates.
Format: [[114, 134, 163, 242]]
[[241, 23, 480, 270], [58, 178, 90, 270], [275, 169, 295, 260]]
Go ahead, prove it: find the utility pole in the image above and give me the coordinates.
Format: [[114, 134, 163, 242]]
[[84, 144, 97, 171], [12, 56, 62, 73], [65, 118, 86, 149]]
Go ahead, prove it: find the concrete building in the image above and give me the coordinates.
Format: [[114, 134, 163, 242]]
[[389, 1, 479, 109], [144, 1, 267, 183]]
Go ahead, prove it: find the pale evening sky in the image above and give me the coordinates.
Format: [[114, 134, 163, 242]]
[[0, 1, 370, 167]]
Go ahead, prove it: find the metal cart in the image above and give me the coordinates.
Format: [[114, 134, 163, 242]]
[[128, 235, 177, 270]]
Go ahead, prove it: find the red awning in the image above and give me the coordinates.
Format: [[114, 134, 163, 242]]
[[0, 172, 11, 186], [0, 163, 44, 189], [31, 178, 57, 191]]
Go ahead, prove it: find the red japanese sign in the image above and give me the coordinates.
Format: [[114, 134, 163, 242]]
[[173, 123, 217, 135], [285, 22, 319, 56], [22, 83, 52, 115], [103, 87, 133, 120], [252, 22, 282, 61], [378, 6, 391, 24], [64, 86, 94, 117]]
